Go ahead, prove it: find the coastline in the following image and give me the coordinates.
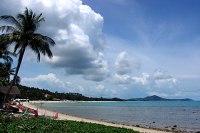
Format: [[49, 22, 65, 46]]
[[22, 101, 172, 133]]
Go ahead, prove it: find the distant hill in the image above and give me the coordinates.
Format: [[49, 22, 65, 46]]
[[128, 95, 193, 101]]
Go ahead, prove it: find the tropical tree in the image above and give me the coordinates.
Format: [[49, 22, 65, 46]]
[[0, 63, 13, 84], [0, 8, 55, 100], [0, 62, 20, 86], [0, 39, 15, 86]]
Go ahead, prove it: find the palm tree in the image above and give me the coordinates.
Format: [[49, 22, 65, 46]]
[[0, 8, 55, 100]]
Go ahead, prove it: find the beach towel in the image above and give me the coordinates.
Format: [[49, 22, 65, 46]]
[[23, 108, 29, 116], [53, 112, 58, 119], [34, 110, 38, 118]]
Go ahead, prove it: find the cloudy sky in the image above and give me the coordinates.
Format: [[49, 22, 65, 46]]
[[1, 0, 200, 100]]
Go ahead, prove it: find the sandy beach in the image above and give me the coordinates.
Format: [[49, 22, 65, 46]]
[[22, 101, 172, 133]]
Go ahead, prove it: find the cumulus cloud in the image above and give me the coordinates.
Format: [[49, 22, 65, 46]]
[[38, 0, 108, 81], [132, 73, 150, 85], [114, 69, 177, 89], [21, 73, 69, 92], [114, 72, 150, 86], [152, 70, 178, 88], [115, 51, 140, 75], [0, 0, 108, 81], [114, 74, 132, 84], [21, 73, 87, 93]]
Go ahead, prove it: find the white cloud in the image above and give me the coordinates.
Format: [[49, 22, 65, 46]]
[[83, 52, 109, 81], [114, 74, 132, 84], [22, 73, 68, 91], [115, 51, 140, 75], [132, 73, 150, 85], [153, 70, 178, 88], [0, 0, 108, 82], [154, 78, 177, 87], [39, 0, 108, 81], [114, 69, 178, 89], [21, 73, 85, 93], [114, 72, 149, 86]]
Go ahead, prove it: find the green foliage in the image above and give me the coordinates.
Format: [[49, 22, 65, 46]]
[[0, 112, 16, 133], [0, 36, 15, 86], [0, 62, 15, 86], [0, 117, 139, 133]]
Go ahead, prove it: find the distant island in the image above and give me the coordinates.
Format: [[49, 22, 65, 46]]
[[127, 95, 193, 101], [17, 85, 193, 101]]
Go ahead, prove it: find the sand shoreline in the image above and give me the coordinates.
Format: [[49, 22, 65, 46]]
[[22, 101, 172, 133]]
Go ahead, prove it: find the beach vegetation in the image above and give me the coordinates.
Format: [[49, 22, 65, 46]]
[[0, 117, 139, 133]]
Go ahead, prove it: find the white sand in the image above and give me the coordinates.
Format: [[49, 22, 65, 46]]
[[22, 101, 172, 133]]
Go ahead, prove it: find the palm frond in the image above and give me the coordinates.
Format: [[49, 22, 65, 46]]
[[43, 44, 53, 58], [24, 7, 29, 19], [0, 33, 16, 46], [0, 53, 13, 63], [30, 43, 41, 61], [0, 26, 16, 33], [34, 33, 55, 46], [29, 37, 53, 61], [36, 13, 45, 23], [16, 14, 26, 30], [37, 41, 53, 58], [34, 13, 45, 29], [0, 43, 8, 50], [0, 15, 21, 29], [10, 67, 16, 75], [13, 42, 22, 54]]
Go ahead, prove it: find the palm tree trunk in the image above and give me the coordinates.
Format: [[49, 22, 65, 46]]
[[3, 46, 26, 102]]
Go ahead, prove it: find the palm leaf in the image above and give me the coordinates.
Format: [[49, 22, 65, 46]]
[[35, 13, 45, 29], [0, 15, 21, 29], [34, 33, 55, 46], [0, 33, 16, 46], [0, 26, 16, 32]]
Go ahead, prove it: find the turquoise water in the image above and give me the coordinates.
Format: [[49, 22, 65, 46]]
[[44, 101, 200, 107], [39, 101, 200, 132]]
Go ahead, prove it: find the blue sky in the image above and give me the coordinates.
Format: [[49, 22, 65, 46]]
[[1, 0, 200, 100]]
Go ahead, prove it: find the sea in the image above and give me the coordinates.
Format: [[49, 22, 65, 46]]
[[38, 101, 200, 132]]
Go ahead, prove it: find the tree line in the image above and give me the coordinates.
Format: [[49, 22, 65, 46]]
[[17, 84, 124, 101]]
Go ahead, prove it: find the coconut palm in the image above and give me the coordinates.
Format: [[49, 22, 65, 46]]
[[0, 8, 55, 99]]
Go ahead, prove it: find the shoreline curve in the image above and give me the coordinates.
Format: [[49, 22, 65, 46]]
[[22, 101, 172, 133]]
